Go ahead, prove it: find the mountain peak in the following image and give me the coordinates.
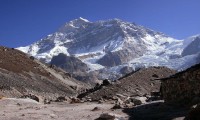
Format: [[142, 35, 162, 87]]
[[58, 17, 90, 33], [69, 17, 90, 24], [17, 18, 199, 81], [98, 18, 123, 24], [78, 17, 90, 22]]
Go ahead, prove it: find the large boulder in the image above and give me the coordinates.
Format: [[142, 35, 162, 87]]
[[102, 79, 112, 86], [128, 97, 142, 105], [96, 113, 123, 120]]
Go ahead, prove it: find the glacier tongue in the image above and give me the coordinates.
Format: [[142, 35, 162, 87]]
[[16, 18, 200, 80]]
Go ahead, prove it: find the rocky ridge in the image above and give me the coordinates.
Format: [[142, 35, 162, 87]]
[[78, 67, 176, 101]]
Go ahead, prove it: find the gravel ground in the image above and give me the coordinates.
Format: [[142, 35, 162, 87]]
[[0, 98, 129, 120]]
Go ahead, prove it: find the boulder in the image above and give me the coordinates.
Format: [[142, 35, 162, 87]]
[[98, 99, 104, 104], [29, 56, 35, 60], [102, 79, 111, 86], [124, 96, 146, 106], [70, 97, 81, 104], [55, 96, 68, 102], [111, 104, 122, 109], [152, 74, 159, 78], [44, 98, 51, 104], [129, 97, 144, 105], [116, 97, 124, 105], [91, 107, 101, 111], [21, 94, 41, 102], [134, 96, 147, 104], [96, 113, 120, 120]]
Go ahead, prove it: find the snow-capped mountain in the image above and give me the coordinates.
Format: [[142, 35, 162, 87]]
[[17, 17, 200, 80]]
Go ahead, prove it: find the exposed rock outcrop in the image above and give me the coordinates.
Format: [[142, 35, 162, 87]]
[[51, 53, 89, 73], [97, 48, 144, 67]]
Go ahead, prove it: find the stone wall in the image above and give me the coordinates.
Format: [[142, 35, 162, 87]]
[[162, 64, 200, 105]]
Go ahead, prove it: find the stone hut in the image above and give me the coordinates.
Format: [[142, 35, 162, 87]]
[[161, 63, 200, 105]]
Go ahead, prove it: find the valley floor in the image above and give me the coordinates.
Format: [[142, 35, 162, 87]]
[[0, 98, 190, 120], [0, 98, 128, 120]]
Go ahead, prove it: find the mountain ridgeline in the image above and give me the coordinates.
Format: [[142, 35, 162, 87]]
[[17, 18, 200, 81]]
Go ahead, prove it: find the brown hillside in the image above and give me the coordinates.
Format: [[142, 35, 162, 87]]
[[84, 67, 176, 100], [0, 46, 88, 99]]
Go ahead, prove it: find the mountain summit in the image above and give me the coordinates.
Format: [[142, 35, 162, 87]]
[[58, 17, 90, 33], [17, 18, 200, 80]]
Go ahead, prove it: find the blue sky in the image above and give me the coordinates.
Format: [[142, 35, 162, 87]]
[[0, 0, 200, 48]]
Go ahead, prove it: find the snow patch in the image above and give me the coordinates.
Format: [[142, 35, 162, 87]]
[[17, 46, 30, 53], [79, 17, 90, 22], [104, 24, 113, 27]]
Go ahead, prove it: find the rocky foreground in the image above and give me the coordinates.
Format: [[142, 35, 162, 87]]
[[0, 97, 129, 120], [1, 97, 198, 120]]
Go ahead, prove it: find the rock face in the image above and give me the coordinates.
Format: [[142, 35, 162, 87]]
[[161, 63, 200, 105], [79, 67, 176, 101], [51, 53, 100, 82], [97, 48, 144, 67], [51, 53, 89, 73], [0, 46, 88, 99]]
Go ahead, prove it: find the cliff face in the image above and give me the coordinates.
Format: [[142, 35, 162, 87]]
[[162, 63, 200, 105], [50, 53, 89, 73]]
